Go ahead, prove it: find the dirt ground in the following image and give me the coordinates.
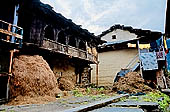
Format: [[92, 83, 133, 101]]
[[1, 86, 117, 112]]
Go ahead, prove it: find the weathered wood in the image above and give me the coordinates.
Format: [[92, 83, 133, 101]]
[[0, 20, 22, 29], [42, 39, 97, 63], [156, 69, 166, 88], [0, 19, 23, 39], [8, 50, 14, 74]]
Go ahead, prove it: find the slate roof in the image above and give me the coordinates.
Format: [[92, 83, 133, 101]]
[[19, 0, 104, 44], [98, 24, 163, 41]]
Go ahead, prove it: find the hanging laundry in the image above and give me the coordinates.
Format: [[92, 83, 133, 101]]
[[166, 52, 170, 71], [164, 36, 168, 50], [140, 49, 149, 53], [139, 44, 150, 49], [166, 39, 170, 49], [156, 36, 165, 61], [156, 37, 162, 48], [150, 41, 157, 50], [156, 50, 165, 60], [140, 52, 158, 71], [155, 36, 166, 59]]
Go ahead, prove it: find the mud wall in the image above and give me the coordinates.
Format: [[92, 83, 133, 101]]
[[45, 55, 77, 84], [52, 60, 76, 84], [91, 49, 138, 86]]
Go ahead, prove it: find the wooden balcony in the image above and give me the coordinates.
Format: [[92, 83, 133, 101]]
[[42, 38, 98, 63], [0, 20, 23, 47]]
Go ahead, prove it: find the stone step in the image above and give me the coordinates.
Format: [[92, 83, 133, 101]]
[[109, 101, 158, 107], [62, 94, 129, 112], [90, 107, 144, 112]]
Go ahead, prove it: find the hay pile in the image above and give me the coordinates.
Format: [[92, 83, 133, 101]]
[[9, 55, 61, 105], [58, 76, 75, 91], [112, 72, 153, 93]]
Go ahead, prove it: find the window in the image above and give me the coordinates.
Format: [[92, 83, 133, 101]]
[[44, 25, 54, 40], [57, 31, 66, 44], [112, 35, 116, 39]]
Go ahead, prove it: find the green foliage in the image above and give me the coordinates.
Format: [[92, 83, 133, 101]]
[[72, 89, 83, 97], [90, 95, 97, 100], [10, 111, 15, 112], [88, 83, 96, 88], [143, 92, 170, 112], [0, 110, 15, 112], [86, 87, 91, 94], [119, 97, 127, 102], [128, 96, 139, 101], [164, 69, 170, 77], [0, 110, 6, 112], [90, 94, 109, 100], [96, 87, 105, 92]]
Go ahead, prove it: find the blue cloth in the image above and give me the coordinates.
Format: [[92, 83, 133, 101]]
[[166, 52, 170, 71], [166, 39, 170, 49], [114, 69, 130, 82], [140, 52, 158, 70], [150, 41, 157, 50], [156, 37, 162, 48]]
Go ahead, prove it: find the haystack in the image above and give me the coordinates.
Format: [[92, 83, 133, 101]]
[[113, 72, 153, 93], [58, 76, 75, 91], [9, 55, 61, 105]]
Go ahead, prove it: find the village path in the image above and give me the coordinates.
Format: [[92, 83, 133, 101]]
[[0, 94, 163, 112], [0, 95, 115, 112]]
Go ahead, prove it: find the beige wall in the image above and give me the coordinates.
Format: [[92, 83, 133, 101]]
[[91, 49, 138, 86], [102, 29, 137, 42]]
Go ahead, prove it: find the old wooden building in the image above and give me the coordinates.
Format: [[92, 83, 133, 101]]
[[0, 0, 102, 101]]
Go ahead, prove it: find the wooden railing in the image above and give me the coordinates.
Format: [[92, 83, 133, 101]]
[[0, 20, 23, 47], [126, 54, 139, 71], [42, 38, 97, 63]]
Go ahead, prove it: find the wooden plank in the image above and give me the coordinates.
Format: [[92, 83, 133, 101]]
[[42, 39, 96, 63], [0, 29, 23, 39], [0, 19, 23, 29]]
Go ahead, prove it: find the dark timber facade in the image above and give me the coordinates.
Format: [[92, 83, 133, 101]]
[[0, 0, 102, 101]]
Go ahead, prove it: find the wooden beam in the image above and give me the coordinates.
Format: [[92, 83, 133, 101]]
[[6, 49, 19, 100], [96, 53, 99, 86], [137, 40, 143, 78], [0, 28, 23, 39]]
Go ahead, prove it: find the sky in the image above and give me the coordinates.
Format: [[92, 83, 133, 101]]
[[40, 0, 167, 35]]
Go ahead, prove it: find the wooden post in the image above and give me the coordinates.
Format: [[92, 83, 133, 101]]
[[6, 49, 19, 100], [96, 53, 99, 86], [156, 68, 168, 89], [6, 50, 14, 100], [7, 24, 11, 41], [137, 40, 143, 78], [9, 50, 14, 74]]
